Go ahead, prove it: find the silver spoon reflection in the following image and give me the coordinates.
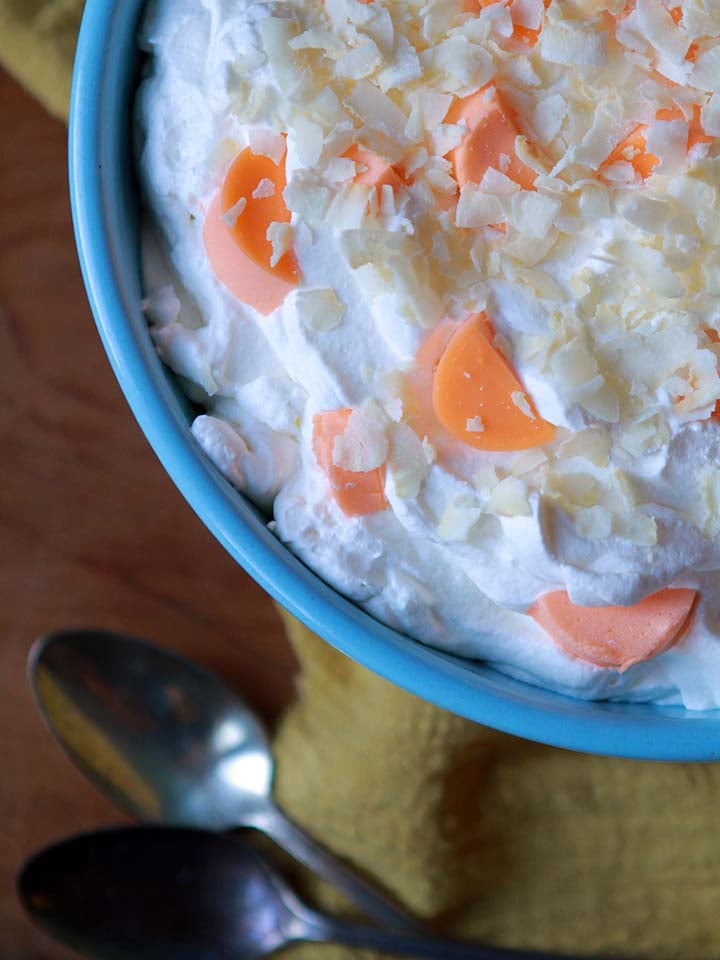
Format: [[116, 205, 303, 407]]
[[29, 629, 417, 932], [18, 826, 602, 960]]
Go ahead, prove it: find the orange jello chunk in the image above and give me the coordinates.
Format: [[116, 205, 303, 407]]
[[408, 320, 458, 447], [462, 0, 550, 46], [446, 88, 537, 191], [312, 409, 389, 517], [221, 146, 299, 284], [601, 124, 659, 180], [530, 588, 697, 671], [600, 105, 712, 181], [432, 314, 556, 451], [344, 146, 405, 193], [203, 192, 294, 316], [204, 144, 299, 315]]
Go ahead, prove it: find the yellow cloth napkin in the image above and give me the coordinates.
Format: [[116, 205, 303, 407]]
[[0, 0, 81, 121], [6, 6, 720, 957]]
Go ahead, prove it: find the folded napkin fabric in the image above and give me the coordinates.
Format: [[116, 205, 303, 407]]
[[4, 3, 720, 957], [0, 0, 82, 121], [276, 609, 720, 960]]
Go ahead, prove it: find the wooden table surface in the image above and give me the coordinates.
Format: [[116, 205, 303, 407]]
[[0, 70, 297, 957]]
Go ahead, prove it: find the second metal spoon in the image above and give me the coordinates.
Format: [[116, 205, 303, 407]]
[[20, 826, 596, 960], [29, 628, 418, 932]]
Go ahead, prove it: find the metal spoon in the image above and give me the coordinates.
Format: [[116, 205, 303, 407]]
[[28, 628, 417, 932], [19, 826, 601, 960]]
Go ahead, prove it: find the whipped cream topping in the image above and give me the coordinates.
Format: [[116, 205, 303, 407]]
[[137, 0, 720, 709]]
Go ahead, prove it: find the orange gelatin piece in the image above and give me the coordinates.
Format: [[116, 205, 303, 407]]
[[344, 146, 405, 193], [462, 0, 549, 45], [203, 192, 294, 316], [601, 105, 712, 181], [689, 103, 713, 148], [221, 146, 299, 284], [432, 314, 556, 451], [446, 89, 537, 191], [312, 409, 389, 517], [530, 588, 697, 671], [601, 124, 658, 180], [407, 320, 459, 450]]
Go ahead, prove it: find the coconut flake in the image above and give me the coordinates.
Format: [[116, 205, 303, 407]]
[[456, 184, 504, 228], [479, 167, 521, 197], [288, 28, 345, 54], [345, 80, 409, 144], [419, 36, 495, 94], [248, 129, 286, 164], [621, 511, 658, 547], [487, 476, 532, 517], [540, 23, 608, 66], [284, 174, 331, 223], [221, 196, 247, 227], [636, 0, 691, 63], [333, 399, 389, 472], [335, 37, 384, 80], [623, 243, 685, 298], [376, 34, 422, 92], [619, 194, 670, 232], [437, 499, 484, 541], [325, 157, 358, 183], [580, 381, 621, 423], [644, 119, 689, 175], [510, 192, 561, 239], [252, 178, 275, 199], [258, 17, 303, 94], [510, 448, 548, 476], [559, 427, 611, 467], [293, 115, 324, 167], [510, 0, 544, 31], [473, 466, 500, 492], [266, 222, 293, 268], [295, 289, 346, 331], [533, 94, 568, 144], [691, 46, 720, 93], [387, 422, 429, 498], [510, 391, 535, 422], [701, 93, 720, 137], [431, 123, 468, 156], [575, 505, 612, 540], [466, 416, 485, 432], [695, 467, 720, 537]]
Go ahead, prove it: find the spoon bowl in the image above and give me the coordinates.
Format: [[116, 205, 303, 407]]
[[30, 629, 272, 829], [29, 629, 418, 931], [19, 827, 297, 960]]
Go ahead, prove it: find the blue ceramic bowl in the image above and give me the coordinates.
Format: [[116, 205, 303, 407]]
[[69, 0, 720, 761]]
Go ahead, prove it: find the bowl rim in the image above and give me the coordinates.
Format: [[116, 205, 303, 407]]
[[68, 0, 720, 761]]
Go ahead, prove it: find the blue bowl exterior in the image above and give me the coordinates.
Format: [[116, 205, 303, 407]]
[[69, 0, 720, 760]]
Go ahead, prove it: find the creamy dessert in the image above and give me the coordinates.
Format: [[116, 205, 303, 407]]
[[137, 0, 720, 708]]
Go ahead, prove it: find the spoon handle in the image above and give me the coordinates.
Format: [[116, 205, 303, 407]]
[[252, 802, 422, 933], [313, 918, 614, 960]]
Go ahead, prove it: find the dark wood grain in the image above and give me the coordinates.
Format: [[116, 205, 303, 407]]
[[0, 69, 297, 957]]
